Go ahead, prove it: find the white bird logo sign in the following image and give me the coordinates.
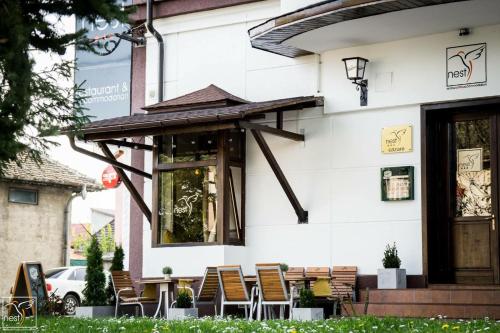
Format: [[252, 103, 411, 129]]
[[448, 45, 486, 82], [447, 43, 486, 87], [3, 299, 35, 327]]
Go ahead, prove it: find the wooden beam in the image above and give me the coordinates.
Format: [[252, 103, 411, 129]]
[[276, 111, 283, 130], [68, 135, 152, 179], [239, 121, 304, 141], [250, 129, 308, 223], [98, 139, 153, 151], [99, 143, 152, 224]]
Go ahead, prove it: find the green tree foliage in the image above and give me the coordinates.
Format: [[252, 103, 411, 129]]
[[83, 236, 107, 306], [99, 224, 115, 254], [106, 244, 124, 305], [0, 0, 129, 172], [382, 242, 402, 269]]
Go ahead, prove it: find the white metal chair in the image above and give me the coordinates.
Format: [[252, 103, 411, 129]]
[[255, 263, 296, 320], [217, 265, 256, 320]]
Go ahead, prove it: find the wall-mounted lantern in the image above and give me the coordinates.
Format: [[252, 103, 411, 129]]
[[342, 57, 369, 106]]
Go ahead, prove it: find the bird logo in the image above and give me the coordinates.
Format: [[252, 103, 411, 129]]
[[390, 129, 407, 144], [448, 45, 486, 82], [3, 299, 35, 327]]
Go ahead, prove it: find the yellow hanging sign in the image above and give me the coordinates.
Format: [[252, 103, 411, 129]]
[[381, 125, 413, 153]]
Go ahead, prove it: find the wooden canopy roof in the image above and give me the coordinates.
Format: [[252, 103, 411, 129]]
[[68, 85, 323, 140]]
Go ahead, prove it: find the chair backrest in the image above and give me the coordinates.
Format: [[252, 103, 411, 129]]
[[217, 265, 249, 302], [305, 267, 331, 278], [330, 266, 357, 298], [285, 267, 305, 281], [111, 271, 137, 299], [197, 267, 219, 302], [255, 263, 288, 302], [331, 266, 357, 287]]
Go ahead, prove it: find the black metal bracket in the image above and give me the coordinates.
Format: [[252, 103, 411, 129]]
[[354, 80, 368, 106]]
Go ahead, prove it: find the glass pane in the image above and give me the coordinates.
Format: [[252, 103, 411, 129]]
[[159, 132, 217, 164], [8, 188, 37, 204], [228, 166, 242, 242], [228, 129, 245, 162], [158, 166, 217, 244], [455, 119, 491, 217]]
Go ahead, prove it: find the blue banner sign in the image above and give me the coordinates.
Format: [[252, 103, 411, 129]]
[[75, 1, 132, 121]]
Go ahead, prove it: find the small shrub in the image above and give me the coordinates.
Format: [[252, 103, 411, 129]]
[[382, 242, 402, 269], [107, 245, 125, 305], [83, 236, 107, 306], [162, 266, 173, 275], [279, 263, 289, 272], [176, 291, 192, 308], [298, 288, 316, 308]]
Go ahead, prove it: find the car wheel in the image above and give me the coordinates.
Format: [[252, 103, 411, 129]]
[[63, 294, 79, 315]]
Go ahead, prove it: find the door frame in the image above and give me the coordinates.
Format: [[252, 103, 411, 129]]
[[421, 96, 500, 285]]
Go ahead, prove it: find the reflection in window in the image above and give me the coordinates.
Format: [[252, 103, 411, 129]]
[[159, 167, 217, 244], [228, 166, 243, 242], [455, 119, 491, 217], [159, 133, 217, 163]]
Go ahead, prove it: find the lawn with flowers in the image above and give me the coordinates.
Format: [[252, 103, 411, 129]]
[[29, 316, 500, 332]]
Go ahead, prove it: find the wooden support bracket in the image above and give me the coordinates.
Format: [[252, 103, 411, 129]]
[[251, 129, 308, 223], [98, 143, 152, 224]]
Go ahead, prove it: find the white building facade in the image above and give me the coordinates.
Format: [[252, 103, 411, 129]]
[[77, 0, 500, 287]]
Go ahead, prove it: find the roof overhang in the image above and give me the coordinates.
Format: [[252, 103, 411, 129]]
[[65, 96, 323, 141], [249, 0, 500, 57]]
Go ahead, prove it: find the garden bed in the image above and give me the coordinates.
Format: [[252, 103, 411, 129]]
[[27, 316, 500, 332]]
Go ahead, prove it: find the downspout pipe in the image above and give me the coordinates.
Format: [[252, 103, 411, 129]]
[[63, 185, 87, 266], [146, 0, 164, 102]]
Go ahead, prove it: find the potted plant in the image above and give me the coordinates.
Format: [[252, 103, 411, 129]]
[[75, 236, 114, 317], [291, 289, 324, 321], [377, 242, 406, 289], [280, 263, 289, 273], [168, 291, 198, 320], [163, 266, 173, 280]]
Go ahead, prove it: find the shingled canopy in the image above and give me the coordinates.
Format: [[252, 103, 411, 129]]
[[65, 85, 323, 226]]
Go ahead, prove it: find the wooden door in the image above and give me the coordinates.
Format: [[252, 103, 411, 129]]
[[450, 113, 499, 284]]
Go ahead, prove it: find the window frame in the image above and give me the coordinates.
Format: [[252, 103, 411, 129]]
[[152, 129, 245, 247], [8, 187, 39, 205]]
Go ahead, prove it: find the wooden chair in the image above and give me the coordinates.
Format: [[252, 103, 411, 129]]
[[177, 267, 219, 314], [217, 265, 256, 319], [255, 263, 296, 320], [328, 266, 358, 315], [111, 271, 155, 317], [305, 267, 331, 297], [285, 267, 304, 302]]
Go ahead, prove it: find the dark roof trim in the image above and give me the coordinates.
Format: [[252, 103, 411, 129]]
[[248, 0, 468, 58], [129, 0, 265, 23], [71, 96, 323, 140]]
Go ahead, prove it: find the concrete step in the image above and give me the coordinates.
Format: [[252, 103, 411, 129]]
[[359, 288, 500, 305], [344, 303, 500, 319]]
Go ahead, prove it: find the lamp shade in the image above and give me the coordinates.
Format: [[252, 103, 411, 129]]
[[342, 57, 368, 81]]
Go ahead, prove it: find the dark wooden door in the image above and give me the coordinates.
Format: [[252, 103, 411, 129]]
[[450, 113, 499, 284]]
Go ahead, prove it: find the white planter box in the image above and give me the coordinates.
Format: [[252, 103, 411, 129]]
[[377, 268, 407, 289], [292, 308, 324, 321], [75, 306, 114, 318], [168, 308, 198, 320]]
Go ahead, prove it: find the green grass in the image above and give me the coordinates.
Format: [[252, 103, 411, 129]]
[[12, 316, 500, 332]]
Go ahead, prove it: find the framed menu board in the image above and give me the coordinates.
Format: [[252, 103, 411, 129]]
[[381, 166, 414, 201]]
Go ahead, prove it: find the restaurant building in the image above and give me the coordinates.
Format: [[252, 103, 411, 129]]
[[68, 0, 500, 316]]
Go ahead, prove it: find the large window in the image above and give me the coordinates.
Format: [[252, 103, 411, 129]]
[[154, 130, 245, 246]]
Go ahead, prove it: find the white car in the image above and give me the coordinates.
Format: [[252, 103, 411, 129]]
[[45, 266, 110, 315]]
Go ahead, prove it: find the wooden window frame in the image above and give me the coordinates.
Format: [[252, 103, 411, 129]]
[[152, 129, 245, 247]]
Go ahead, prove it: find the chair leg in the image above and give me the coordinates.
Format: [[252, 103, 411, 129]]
[[257, 298, 262, 321], [279, 305, 284, 320], [221, 302, 225, 317], [139, 303, 144, 317], [115, 301, 119, 318], [244, 305, 248, 319], [289, 299, 293, 321]]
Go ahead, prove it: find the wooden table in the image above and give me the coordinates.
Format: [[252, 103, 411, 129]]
[[137, 278, 176, 319], [137, 278, 198, 319]]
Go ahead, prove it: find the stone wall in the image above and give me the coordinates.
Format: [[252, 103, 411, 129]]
[[0, 182, 73, 297]]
